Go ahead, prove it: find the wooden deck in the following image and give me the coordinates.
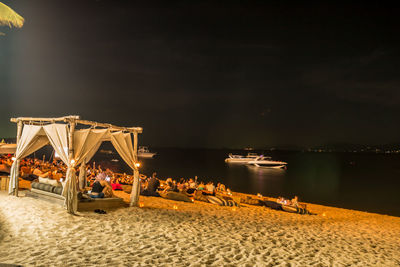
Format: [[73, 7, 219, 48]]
[[25, 189, 127, 212]]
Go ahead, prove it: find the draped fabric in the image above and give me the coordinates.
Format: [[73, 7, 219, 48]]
[[43, 124, 77, 213], [43, 124, 69, 164], [110, 131, 139, 206], [74, 129, 107, 166], [43, 125, 109, 213], [8, 125, 49, 194], [74, 129, 107, 190], [78, 163, 87, 190], [110, 132, 137, 170]]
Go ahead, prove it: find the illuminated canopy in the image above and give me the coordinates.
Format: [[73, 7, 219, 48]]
[[9, 115, 143, 214]]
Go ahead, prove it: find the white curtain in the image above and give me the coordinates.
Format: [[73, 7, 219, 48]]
[[74, 129, 107, 190], [74, 129, 108, 166], [43, 125, 110, 213], [8, 125, 49, 194], [110, 131, 139, 206], [43, 124, 77, 213]]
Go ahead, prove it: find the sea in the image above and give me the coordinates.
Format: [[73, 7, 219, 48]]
[[35, 145, 400, 217]]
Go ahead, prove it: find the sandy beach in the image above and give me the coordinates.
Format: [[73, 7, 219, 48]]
[[0, 190, 399, 266]]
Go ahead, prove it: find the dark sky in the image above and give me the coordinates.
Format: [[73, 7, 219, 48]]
[[1, 1, 400, 148]]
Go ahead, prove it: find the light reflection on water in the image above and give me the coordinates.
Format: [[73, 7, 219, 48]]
[[245, 165, 286, 196]]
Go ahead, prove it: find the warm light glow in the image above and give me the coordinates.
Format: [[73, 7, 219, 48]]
[[139, 202, 144, 208], [173, 205, 178, 210], [322, 212, 326, 217], [191, 198, 194, 202], [11, 157, 16, 161], [232, 207, 237, 211], [70, 159, 75, 165], [135, 163, 141, 168]]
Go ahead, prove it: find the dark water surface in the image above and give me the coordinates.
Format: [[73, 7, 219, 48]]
[[90, 146, 400, 217]]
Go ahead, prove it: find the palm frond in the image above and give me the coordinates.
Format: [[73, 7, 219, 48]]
[[0, 2, 24, 28]]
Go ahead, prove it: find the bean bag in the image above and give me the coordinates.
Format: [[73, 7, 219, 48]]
[[240, 197, 263, 206], [159, 191, 193, 203], [207, 196, 239, 207], [193, 190, 209, 203], [262, 200, 283, 210], [281, 204, 312, 214]]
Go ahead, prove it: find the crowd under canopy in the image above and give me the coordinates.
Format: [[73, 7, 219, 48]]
[[8, 115, 142, 214]]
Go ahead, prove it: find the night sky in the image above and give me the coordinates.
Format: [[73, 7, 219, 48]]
[[1, 1, 400, 148]]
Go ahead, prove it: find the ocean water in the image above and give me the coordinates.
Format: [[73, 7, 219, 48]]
[[90, 146, 400, 217]]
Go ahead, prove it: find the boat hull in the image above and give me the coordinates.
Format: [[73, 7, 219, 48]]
[[138, 152, 156, 158], [247, 160, 287, 169]]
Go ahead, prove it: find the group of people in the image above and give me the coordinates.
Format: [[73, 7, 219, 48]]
[[139, 173, 232, 198], [1, 154, 233, 200]]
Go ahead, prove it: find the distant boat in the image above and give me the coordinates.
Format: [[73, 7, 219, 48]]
[[138, 146, 156, 158], [247, 157, 287, 169], [225, 153, 263, 163]]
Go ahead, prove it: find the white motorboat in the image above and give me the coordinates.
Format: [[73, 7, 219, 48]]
[[247, 157, 287, 169], [225, 153, 265, 163], [138, 146, 157, 158]]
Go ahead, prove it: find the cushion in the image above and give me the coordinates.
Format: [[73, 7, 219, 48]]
[[47, 179, 60, 187], [38, 177, 49, 184], [52, 186, 63, 195], [42, 183, 54, 193], [111, 183, 123, 191]]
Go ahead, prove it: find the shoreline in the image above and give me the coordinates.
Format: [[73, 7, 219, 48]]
[[0, 190, 400, 266]]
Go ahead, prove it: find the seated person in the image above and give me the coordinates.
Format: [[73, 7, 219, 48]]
[[188, 178, 197, 189], [202, 182, 216, 196], [177, 178, 187, 192], [197, 182, 205, 191], [162, 178, 178, 193], [89, 172, 113, 198], [277, 196, 293, 206], [0, 163, 10, 175], [147, 174, 160, 192], [32, 166, 50, 178], [21, 165, 32, 177]]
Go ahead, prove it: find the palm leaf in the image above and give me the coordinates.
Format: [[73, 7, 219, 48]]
[[0, 2, 24, 28]]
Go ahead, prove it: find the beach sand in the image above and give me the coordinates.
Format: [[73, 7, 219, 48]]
[[0, 190, 399, 266]]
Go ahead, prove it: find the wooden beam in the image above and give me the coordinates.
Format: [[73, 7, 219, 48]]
[[9, 116, 142, 134], [10, 115, 80, 123], [76, 119, 142, 133]]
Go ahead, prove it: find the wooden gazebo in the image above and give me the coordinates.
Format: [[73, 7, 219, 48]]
[[9, 115, 142, 214]]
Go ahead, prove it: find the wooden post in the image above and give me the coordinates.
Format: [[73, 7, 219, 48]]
[[67, 120, 76, 214], [14, 121, 23, 197], [68, 120, 75, 165], [130, 132, 139, 207]]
